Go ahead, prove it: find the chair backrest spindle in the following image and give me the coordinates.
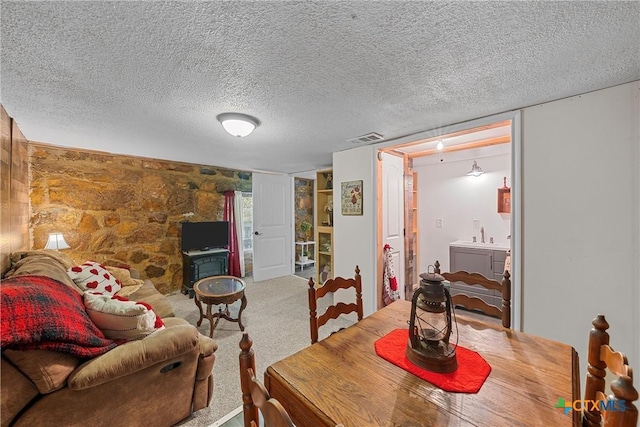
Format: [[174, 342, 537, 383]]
[[308, 265, 363, 344], [239, 332, 295, 427], [434, 259, 511, 328], [239, 332, 260, 427], [583, 315, 638, 427]]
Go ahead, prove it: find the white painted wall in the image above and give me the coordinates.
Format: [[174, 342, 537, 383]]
[[522, 81, 639, 371], [333, 145, 377, 316], [413, 145, 511, 273]]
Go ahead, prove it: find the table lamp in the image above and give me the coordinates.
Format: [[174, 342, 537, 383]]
[[44, 232, 70, 250], [406, 269, 458, 373]]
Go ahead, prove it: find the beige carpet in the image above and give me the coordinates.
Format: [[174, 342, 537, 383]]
[[167, 274, 352, 427]]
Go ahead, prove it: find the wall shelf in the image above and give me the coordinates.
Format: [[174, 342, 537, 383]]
[[295, 241, 315, 271], [497, 186, 511, 213], [497, 177, 511, 214], [402, 161, 419, 297]]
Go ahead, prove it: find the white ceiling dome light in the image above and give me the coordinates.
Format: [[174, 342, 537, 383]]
[[216, 113, 261, 137]]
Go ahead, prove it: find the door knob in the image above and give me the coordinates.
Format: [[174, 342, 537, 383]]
[[254, 231, 261, 236]]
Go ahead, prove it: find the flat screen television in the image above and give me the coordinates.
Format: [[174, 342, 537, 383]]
[[181, 221, 229, 252]]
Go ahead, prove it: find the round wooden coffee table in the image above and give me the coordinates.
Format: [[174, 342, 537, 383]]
[[193, 275, 247, 337]]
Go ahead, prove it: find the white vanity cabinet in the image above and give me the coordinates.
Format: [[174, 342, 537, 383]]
[[448, 241, 509, 307]]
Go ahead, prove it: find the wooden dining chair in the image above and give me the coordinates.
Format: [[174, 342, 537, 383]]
[[583, 315, 638, 427], [308, 265, 363, 344], [434, 260, 511, 328], [239, 332, 295, 427]]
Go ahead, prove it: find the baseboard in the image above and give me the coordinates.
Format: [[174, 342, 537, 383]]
[[210, 405, 243, 427]]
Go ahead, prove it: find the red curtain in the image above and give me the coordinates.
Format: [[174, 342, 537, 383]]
[[223, 191, 241, 277]]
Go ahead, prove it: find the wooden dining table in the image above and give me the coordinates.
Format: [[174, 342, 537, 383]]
[[264, 299, 580, 427]]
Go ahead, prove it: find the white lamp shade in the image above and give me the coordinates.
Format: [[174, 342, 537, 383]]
[[217, 113, 260, 138], [44, 233, 70, 250]]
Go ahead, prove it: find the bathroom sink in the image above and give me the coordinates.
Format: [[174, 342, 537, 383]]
[[450, 240, 510, 251]]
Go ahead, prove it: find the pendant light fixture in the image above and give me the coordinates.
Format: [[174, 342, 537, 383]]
[[466, 160, 484, 177], [216, 113, 261, 137], [436, 140, 445, 162]]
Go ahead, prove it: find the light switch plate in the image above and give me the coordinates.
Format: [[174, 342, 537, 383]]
[[473, 219, 480, 229], [436, 218, 443, 228]]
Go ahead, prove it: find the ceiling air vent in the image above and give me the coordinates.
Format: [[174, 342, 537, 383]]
[[347, 132, 384, 144]]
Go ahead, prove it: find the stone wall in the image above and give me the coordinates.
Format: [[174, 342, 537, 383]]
[[293, 177, 314, 259], [29, 143, 251, 294]]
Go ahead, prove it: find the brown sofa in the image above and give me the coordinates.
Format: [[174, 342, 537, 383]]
[[1, 250, 217, 427]]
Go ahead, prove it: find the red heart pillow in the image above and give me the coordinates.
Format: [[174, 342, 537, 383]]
[[67, 261, 122, 295]]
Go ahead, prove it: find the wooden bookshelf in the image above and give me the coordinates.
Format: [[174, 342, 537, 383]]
[[315, 169, 333, 284]]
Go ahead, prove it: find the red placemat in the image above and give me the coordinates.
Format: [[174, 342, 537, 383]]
[[374, 328, 491, 393]]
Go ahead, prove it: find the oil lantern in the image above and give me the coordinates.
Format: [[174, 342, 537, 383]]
[[406, 269, 458, 373]]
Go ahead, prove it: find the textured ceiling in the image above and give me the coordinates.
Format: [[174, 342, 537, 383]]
[[1, 1, 639, 174]]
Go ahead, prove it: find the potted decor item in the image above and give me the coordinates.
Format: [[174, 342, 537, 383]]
[[300, 221, 312, 241], [300, 249, 310, 263]]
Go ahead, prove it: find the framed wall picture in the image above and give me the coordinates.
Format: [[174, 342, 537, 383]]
[[341, 180, 363, 215]]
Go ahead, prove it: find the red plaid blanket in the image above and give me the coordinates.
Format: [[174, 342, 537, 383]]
[[1, 275, 116, 358]]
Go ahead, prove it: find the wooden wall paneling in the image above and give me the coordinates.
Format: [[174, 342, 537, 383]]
[[1, 106, 11, 274], [0, 105, 29, 275], [11, 119, 29, 254]]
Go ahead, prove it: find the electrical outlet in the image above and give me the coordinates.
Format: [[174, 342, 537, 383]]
[[473, 219, 480, 229], [436, 218, 443, 228]]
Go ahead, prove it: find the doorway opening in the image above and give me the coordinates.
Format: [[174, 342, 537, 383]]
[[377, 118, 516, 323], [293, 177, 315, 281]]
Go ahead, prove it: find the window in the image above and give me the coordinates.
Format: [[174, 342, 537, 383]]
[[241, 192, 253, 252]]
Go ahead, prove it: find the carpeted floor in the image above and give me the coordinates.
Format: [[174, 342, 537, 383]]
[[168, 274, 352, 427]]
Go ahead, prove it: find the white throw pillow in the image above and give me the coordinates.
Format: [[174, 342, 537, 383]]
[[68, 261, 122, 295], [83, 292, 164, 340]]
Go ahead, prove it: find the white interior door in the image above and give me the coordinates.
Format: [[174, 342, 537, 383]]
[[381, 152, 406, 299], [252, 173, 292, 282]]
